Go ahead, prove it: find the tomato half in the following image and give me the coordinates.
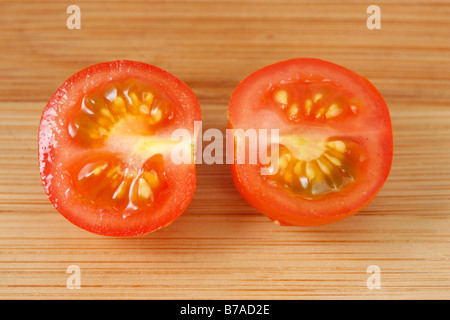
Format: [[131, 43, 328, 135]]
[[39, 60, 201, 236], [228, 58, 393, 226]]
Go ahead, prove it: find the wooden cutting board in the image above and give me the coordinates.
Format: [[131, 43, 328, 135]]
[[0, 0, 449, 299]]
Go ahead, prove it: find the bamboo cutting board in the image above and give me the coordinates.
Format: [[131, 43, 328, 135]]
[[0, 0, 449, 299]]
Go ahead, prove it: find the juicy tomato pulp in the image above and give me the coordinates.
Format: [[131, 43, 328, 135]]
[[228, 59, 393, 226], [39, 61, 201, 236]]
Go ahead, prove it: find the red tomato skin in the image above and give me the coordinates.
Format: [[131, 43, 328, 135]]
[[228, 58, 393, 227], [39, 60, 201, 237]]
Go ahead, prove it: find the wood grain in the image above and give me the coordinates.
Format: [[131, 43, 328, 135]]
[[0, 0, 449, 299]]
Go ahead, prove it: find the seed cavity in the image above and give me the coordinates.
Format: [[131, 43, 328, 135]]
[[74, 157, 165, 210], [266, 139, 354, 197], [69, 79, 172, 146], [271, 84, 354, 122]]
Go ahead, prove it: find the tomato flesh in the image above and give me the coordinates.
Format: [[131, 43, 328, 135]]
[[228, 58, 393, 226], [39, 61, 201, 236]]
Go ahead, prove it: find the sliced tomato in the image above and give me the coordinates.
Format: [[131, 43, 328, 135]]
[[39, 60, 201, 236], [228, 58, 393, 226]]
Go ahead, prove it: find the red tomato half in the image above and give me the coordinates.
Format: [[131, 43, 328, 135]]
[[228, 58, 393, 226], [39, 60, 201, 236]]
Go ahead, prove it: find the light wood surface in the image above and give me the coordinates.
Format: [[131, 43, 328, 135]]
[[0, 0, 449, 299]]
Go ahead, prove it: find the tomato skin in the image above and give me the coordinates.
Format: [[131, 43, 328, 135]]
[[228, 58, 393, 227], [39, 60, 201, 237]]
